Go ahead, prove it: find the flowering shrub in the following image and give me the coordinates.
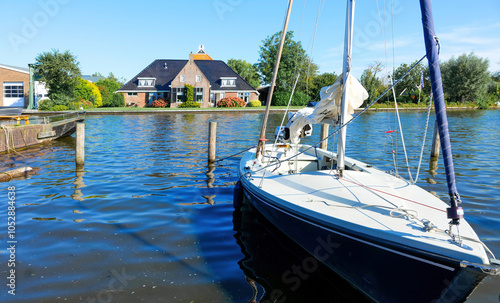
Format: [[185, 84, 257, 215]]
[[247, 100, 261, 107], [75, 78, 103, 107], [178, 101, 201, 108], [217, 97, 246, 107], [150, 99, 168, 108]]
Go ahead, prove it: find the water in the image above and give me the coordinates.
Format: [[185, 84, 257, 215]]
[[0, 110, 498, 302]]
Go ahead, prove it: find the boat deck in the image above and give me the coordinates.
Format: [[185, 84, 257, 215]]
[[240, 145, 490, 265]]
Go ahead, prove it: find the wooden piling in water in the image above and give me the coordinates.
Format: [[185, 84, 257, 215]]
[[320, 124, 329, 150], [430, 121, 440, 159], [208, 121, 217, 163], [76, 122, 85, 167]]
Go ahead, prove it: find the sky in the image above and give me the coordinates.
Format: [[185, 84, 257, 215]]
[[1, 0, 499, 82]]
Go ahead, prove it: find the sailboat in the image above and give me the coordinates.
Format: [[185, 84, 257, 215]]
[[235, 0, 499, 302]]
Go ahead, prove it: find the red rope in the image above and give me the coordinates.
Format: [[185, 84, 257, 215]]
[[259, 138, 269, 141], [341, 178, 446, 213]]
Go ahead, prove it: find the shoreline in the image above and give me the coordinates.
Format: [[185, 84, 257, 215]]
[[22, 106, 498, 115]]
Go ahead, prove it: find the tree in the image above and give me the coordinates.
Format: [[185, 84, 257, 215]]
[[441, 52, 490, 103], [257, 31, 318, 93], [227, 59, 261, 88], [96, 73, 125, 107], [491, 70, 500, 82], [34, 49, 81, 100], [308, 72, 338, 100], [75, 78, 103, 107], [360, 62, 387, 106], [392, 60, 428, 103]]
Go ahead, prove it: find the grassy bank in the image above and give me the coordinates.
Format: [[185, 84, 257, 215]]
[[82, 106, 303, 112], [27, 102, 498, 115]]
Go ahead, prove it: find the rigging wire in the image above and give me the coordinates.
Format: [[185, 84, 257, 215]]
[[305, 0, 326, 96], [375, 0, 400, 175], [273, 72, 301, 148], [414, 93, 433, 183], [251, 52, 429, 175]]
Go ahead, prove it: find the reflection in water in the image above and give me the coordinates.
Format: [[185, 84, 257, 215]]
[[71, 169, 86, 202], [3, 112, 498, 302], [206, 163, 215, 188], [428, 156, 439, 177], [233, 197, 371, 303]]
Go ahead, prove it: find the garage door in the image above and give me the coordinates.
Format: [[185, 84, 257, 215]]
[[3, 82, 25, 107]]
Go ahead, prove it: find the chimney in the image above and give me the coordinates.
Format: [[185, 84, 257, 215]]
[[189, 52, 194, 63]]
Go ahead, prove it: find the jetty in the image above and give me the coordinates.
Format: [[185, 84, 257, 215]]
[[0, 111, 85, 153]]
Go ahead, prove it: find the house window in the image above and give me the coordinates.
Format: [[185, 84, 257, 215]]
[[180, 75, 186, 82], [196, 75, 201, 82], [195, 88, 204, 103], [174, 87, 184, 102], [238, 92, 250, 103], [221, 78, 236, 87], [127, 92, 138, 96], [138, 78, 155, 87], [3, 82, 24, 98]]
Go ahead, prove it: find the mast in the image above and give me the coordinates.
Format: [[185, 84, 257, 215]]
[[419, 0, 463, 224], [337, 0, 355, 177], [256, 0, 294, 159]]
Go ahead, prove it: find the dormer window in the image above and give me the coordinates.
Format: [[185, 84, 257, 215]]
[[138, 78, 156, 87], [221, 77, 236, 87]]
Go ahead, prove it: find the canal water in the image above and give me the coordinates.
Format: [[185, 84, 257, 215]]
[[0, 110, 499, 302]]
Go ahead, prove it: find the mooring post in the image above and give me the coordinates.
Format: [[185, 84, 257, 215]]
[[76, 122, 85, 167], [320, 124, 329, 150], [430, 121, 440, 159], [208, 121, 217, 164]]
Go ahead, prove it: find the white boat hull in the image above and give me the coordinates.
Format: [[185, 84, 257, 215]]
[[237, 144, 497, 302]]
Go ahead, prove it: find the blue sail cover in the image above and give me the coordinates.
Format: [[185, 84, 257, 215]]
[[419, 0, 460, 204]]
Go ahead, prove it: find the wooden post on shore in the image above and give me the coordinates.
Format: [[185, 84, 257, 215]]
[[320, 124, 329, 150], [208, 121, 217, 164], [430, 121, 440, 159], [76, 122, 85, 167]]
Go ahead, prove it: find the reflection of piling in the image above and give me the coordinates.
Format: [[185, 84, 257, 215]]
[[76, 123, 85, 168], [320, 124, 329, 150], [206, 163, 215, 188], [430, 122, 440, 159], [72, 170, 86, 201], [208, 121, 217, 164], [429, 154, 439, 177]]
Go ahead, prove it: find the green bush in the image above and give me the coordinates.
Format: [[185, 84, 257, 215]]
[[248, 100, 261, 107], [110, 93, 125, 107], [38, 99, 54, 111], [96, 76, 125, 107], [75, 78, 103, 107], [178, 101, 201, 108], [52, 105, 69, 111], [184, 84, 194, 102], [272, 91, 310, 106], [217, 97, 246, 107]]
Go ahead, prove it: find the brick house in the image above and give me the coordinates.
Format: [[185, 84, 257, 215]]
[[117, 46, 259, 108], [0, 64, 51, 108], [0, 64, 30, 107]]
